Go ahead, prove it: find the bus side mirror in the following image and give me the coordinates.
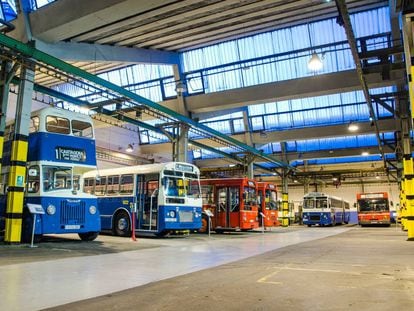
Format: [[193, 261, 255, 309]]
[[390, 201, 394, 207], [353, 203, 356, 208]]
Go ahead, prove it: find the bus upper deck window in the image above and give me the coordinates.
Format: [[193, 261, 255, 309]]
[[72, 120, 93, 138], [46, 116, 70, 134]]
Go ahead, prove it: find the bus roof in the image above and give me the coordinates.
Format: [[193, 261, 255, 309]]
[[31, 106, 93, 123], [83, 162, 200, 178], [303, 192, 347, 203]]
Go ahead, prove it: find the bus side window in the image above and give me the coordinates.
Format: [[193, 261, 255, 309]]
[[120, 174, 134, 194], [84, 178, 95, 194], [95, 176, 107, 196], [107, 175, 120, 195]]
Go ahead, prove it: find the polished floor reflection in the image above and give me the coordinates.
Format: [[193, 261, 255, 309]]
[[0, 227, 351, 310]]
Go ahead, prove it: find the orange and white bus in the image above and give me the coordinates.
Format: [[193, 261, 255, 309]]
[[199, 178, 259, 233], [257, 182, 279, 227], [356, 192, 391, 226]]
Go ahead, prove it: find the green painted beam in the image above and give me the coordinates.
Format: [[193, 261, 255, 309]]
[[19, 78, 246, 162], [190, 140, 241, 162], [0, 33, 290, 168]]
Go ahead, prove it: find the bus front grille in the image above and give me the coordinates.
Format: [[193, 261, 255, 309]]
[[60, 201, 86, 225], [310, 215, 321, 221], [179, 211, 193, 222]]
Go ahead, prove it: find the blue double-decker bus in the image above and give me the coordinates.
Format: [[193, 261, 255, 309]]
[[0, 107, 100, 242], [302, 192, 349, 227], [83, 162, 202, 237]]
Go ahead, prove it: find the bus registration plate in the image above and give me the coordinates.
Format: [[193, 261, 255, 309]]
[[65, 225, 81, 230]]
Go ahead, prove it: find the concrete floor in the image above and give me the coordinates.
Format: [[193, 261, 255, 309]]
[[1, 225, 413, 311]]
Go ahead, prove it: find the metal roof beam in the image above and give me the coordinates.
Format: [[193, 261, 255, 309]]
[[34, 39, 179, 65], [184, 68, 405, 114], [0, 33, 289, 168], [25, 0, 177, 42]]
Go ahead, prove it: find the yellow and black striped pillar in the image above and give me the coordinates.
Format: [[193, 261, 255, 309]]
[[398, 177, 407, 231], [403, 155, 414, 240], [4, 64, 34, 244], [282, 192, 289, 227], [4, 136, 29, 243]]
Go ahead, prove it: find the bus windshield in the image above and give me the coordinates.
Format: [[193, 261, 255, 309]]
[[265, 189, 277, 210], [303, 198, 328, 209], [43, 165, 76, 192], [358, 199, 389, 212], [243, 187, 256, 208]]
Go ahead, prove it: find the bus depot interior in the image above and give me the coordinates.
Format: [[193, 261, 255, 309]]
[[1, 1, 414, 310]]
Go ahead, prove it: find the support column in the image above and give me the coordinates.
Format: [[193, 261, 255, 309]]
[[400, 176, 407, 231], [4, 63, 34, 244], [176, 124, 188, 163], [402, 13, 414, 240], [172, 64, 189, 163], [281, 169, 289, 227], [0, 61, 13, 175], [403, 156, 414, 239]]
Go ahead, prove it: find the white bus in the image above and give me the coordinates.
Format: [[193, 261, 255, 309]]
[[83, 162, 202, 236], [302, 192, 349, 227]]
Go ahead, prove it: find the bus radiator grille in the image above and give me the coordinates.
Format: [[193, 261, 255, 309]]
[[60, 201, 86, 225], [310, 215, 320, 221], [179, 211, 193, 223]]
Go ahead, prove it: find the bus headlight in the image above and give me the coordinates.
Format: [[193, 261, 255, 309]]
[[89, 205, 97, 215], [169, 210, 176, 218], [46, 204, 56, 215]]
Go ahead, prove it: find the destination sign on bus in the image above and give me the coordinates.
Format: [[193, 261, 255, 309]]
[[55, 147, 86, 162], [360, 193, 384, 199], [175, 163, 193, 172]]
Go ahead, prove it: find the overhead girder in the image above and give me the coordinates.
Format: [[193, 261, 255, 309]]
[[34, 39, 179, 65], [180, 68, 405, 115], [335, 0, 388, 168], [10, 76, 264, 170], [16, 0, 177, 42], [0, 33, 291, 169], [139, 119, 397, 154], [13, 0, 387, 52]]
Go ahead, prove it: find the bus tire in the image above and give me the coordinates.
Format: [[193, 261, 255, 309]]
[[78, 231, 99, 241], [198, 215, 210, 233], [113, 210, 131, 237]]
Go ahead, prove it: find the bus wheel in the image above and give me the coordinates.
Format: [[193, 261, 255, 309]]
[[198, 215, 210, 233], [113, 211, 131, 237], [78, 232, 99, 241], [307, 224, 311, 227]]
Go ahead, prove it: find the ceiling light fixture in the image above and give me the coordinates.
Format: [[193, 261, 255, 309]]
[[308, 52, 323, 71], [361, 151, 369, 156], [348, 122, 359, 132]]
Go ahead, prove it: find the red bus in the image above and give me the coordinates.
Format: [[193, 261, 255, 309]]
[[357, 192, 391, 226], [257, 182, 279, 227], [199, 178, 259, 233]]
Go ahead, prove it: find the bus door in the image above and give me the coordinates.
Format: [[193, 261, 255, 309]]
[[138, 174, 159, 231], [216, 187, 240, 228]]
